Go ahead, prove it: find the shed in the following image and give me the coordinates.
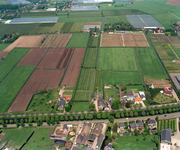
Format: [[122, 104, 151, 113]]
[[161, 129, 172, 144], [54, 140, 66, 145], [96, 133, 104, 148], [88, 134, 96, 142]]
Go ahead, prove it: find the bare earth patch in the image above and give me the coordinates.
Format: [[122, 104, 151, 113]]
[[0, 51, 8, 61], [166, 0, 180, 5]]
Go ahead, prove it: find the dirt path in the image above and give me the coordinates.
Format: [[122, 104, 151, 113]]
[[168, 44, 179, 59], [172, 90, 179, 102], [59, 86, 65, 96], [170, 12, 180, 20]]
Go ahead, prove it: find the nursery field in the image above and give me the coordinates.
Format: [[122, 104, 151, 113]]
[[103, 71, 143, 85], [0, 128, 34, 149], [0, 48, 30, 82], [94, 69, 102, 92], [136, 47, 167, 80], [49, 23, 64, 33], [159, 119, 177, 132], [0, 65, 35, 112], [97, 48, 139, 71], [153, 93, 176, 104], [83, 48, 98, 68], [70, 22, 85, 32], [67, 33, 89, 48]]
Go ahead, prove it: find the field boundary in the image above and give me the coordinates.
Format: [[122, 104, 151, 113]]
[[168, 44, 179, 60]]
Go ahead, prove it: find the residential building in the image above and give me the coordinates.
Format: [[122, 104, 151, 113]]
[[127, 90, 134, 96], [88, 134, 96, 142], [119, 123, 125, 129], [81, 122, 92, 136], [163, 91, 172, 96], [146, 120, 156, 129], [139, 91, 146, 100], [105, 143, 112, 150], [65, 96, 71, 102], [76, 134, 83, 144], [133, 97, 142, 104], [58, 99, 66, 110], [93, 123, 103, 135], [96, 133, 105, 149], [129, 122, 144, 130]]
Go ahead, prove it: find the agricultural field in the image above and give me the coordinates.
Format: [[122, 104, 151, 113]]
[[88, 36, 99, 48], [61, 22, 74, 33], [115, 135, 156, 150], [136, 47, 167, 80], [62, 48, 85, 87], [49, 23, 64, 33], [69, 22, 85, 32], [97, 48, 139, 71], [37, 48, 73, 69], [126, 85, 145, 93], [8, 69, 64, 112], [0, 128, 34, 149], [103, 71, 143, 85], [20, 12, 56, 17], [153, 93, 177, 104], [0, 43, 10, 51], [58, 17, 102, 23], [0, 0, 10, 4], [0, 52, 8, 61], [94, 69, 102, 92], [22, 128, 55, 150], [71, 102, 90, 112], [0, 65, 35, 112], [29, 23, 55, 34], [4, 35, 47, 52], [0, 48, 30, 82], [41, 34, 71, 48], [100, 33, 149, 47], [159, 119, 177, 132], [83, 48, 98, 68]]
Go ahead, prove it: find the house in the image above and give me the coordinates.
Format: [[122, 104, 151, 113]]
[[161, 129, 173, 144], [81, 122, 92, 136], [54, 140, 66, 146], [104, 100, 109, 110], [163, 91, 172, 96], [93, 123, 103, 135], [58, 99, 66, 110], [96, 133, 105, 149], [76, 134, 83, 144], [119, 123, 125, 129], [109, 97, 114, 105], [133, 97, 142, 104], [118, 123, 125, 133], [129, 122, 144, 130], [105, 143, 112, 150], [81, 135, 87, 145], [88, 133, 96, 142], [146, 120, 156, 129], [98, 97, 105, 109], [148, 84, 154, 89], [139, 91, 146, 100], [65, 142, 73, 148], [63, 124, 68, 132], [65, 96, 71, 102]]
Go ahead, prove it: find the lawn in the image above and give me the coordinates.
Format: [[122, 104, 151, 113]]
[[105, 86, 121, 102], [115, 135, 156, 150], [103, 71, 143, 85], [153, 93, 176, 104], [0, 43, 10, 51], [136, 47, 167, 80], [0, 48, 30, 82], [67, 33, 89, 48], [97, 48, 139, 71], [69, 22, 84, 32], [83, 48, 98, 68], [61, 22, 74, 33], [71, 102, 90, 112], [22, 128, 55, 150], [127, 85, 145, 92], [74, 91, 91, 101], [0, 128, 34, 149], [0, 65, 35, 112]]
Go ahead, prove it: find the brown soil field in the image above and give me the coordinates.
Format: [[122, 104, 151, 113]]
[[61, 48, 85, 86], [144, 77, 170, 84], [85, 22, 101, 25], [8, 69, 64, 112], [3, 35, 47, 52], [0, 51, 8, 61], [41, 34, 71, 48], [153, 84, 172, 88], [37, 48, 73, 69], [166, 0, 180, 5], [101, 33, 149, 47], [18, 48, 47, 66], [152, 40, 159, 42]]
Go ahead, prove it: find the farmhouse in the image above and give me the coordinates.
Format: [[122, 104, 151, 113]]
[[58, 99, 66, 110], [81, 122, 92, 136], [133, 97, 142, 104], [98, 98, 109, 110]]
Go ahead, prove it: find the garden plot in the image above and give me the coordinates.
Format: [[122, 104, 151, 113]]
[[3, 35, 47, 52]]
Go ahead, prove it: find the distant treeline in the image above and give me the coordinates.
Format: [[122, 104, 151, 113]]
[[0, 4, 19, 10]]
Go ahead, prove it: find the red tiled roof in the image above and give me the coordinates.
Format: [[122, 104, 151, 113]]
[[134, 98, 142, 102]]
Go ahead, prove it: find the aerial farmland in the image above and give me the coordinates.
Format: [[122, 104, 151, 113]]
[[0, 0, 180, 149]]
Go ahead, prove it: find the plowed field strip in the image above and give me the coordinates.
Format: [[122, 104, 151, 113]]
[[58, 34, 72, 47], [51, 34, 64, 47], [61, 48, 73, 68], [56, 49, 68, 68], [41, 35, 53, 47]]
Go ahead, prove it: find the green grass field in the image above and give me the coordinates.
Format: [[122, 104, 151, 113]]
[[127, 85, 145, 92], [98, 48, 139, 71], [0, 48, 30, 82], [67, 33, 89, 48], [115, 135, 156, 150], [58, 17, 102, 23], [153, 93, 176, 104], [22, 128, 55, 150], [69, 22, 84, 32], [103, 71, 143, 85], [0, 65, 35, 112], [83, 48, 97, 68], [0, 43, 10, 51], [0, 128, 34, 149], [71, 102, 90, 112], [136, 47, 167, 80], [88, 36, 99, 48], [61, 22, 74, 33]]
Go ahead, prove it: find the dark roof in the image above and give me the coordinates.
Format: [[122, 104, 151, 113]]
[[81, 122, 92, 136], [147, 120, 156, 125], [93, 123, 103, 133], [54, 140, 66, 145], [161, 129, 172, 143], [81, 135, 87, 145], [88, 134, 96, 142], [59, 99, 65, 108], [127, 90, 133, 96], [63, 124, 68, 130], [98, 98, 105, 107], [129, 122, 144, 128], [76, 134, 83, 143], [96, 133, 104, 147], [119, 123, 125, 128]]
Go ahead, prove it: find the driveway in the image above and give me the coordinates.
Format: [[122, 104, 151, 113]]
[[171, 132, 180, 150]]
